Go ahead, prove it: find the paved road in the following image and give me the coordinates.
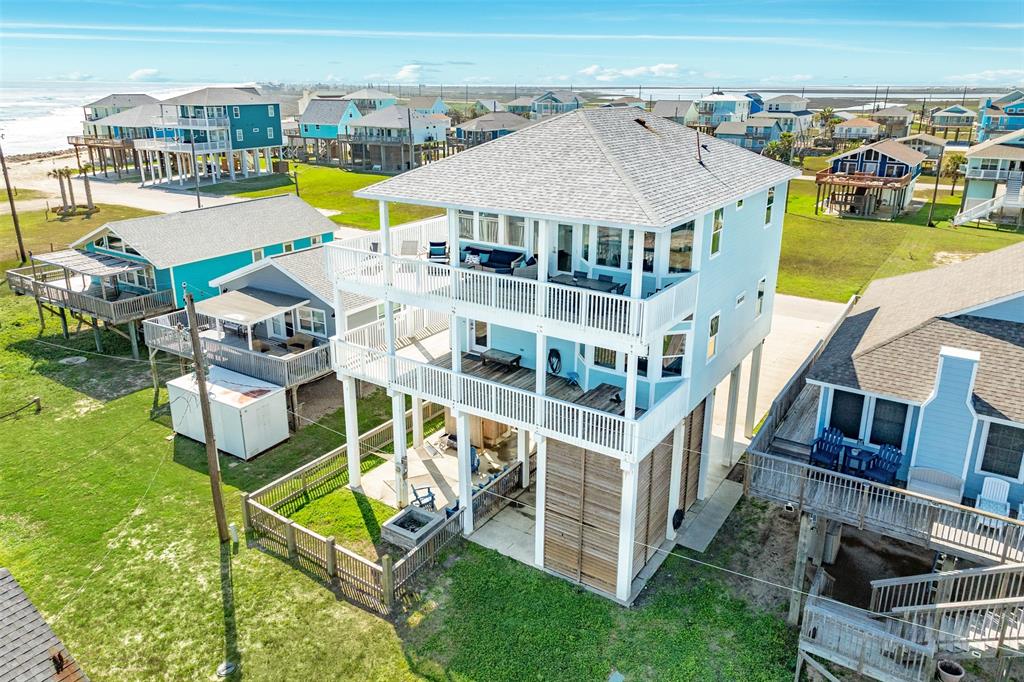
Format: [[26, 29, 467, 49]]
[[6, 153, 242, 214]]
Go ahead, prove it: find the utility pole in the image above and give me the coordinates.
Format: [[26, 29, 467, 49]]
[[407, 106, 415, 170], [189, 136, 202, 209], [927, 145, 945, 227], [184, 288, 230, 543], [0, 135, 26, 264]]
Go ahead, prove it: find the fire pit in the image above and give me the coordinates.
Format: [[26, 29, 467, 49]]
[[381, 506, 445, 550]]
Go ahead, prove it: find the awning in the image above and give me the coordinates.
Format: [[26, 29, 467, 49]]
[[32, 249, 146, 277], [194, 287, 309, 327]]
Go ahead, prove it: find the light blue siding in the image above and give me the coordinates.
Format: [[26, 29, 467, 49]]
[[913, 354, 978, 478], [971, 295, 1024, 323]]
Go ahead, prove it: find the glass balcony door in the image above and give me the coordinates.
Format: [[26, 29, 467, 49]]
[[469, 319, 489, 353]]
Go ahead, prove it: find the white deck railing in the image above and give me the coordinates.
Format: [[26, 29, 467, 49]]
[[324, 241, 698, 350], [953, 194, 1004, 225]]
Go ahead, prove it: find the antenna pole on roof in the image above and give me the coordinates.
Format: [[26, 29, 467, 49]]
[[696, 128, 704, 165]]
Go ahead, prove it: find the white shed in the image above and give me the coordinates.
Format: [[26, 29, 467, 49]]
[[168, 365, 289, 460]]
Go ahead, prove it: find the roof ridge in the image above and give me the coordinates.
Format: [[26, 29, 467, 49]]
[[576, 110, 661, 226], [851, 315, 943, 361]]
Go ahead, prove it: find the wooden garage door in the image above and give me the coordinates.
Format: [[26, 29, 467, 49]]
[[681, 399, 705, 512], [543, 440, 621, 596], [645, 438, 672, 563]]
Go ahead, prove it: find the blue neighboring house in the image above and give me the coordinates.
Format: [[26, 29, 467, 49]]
[[71, 194, 337, 308], [804, 243, 1024, 509], [695, 92, 751, 132], [978, 90, 1024, 142], [408, 95, 449, 115], [453, 111, 533, 147], [745, 92, 764, 114], [532, 90, 584, 117], [931, 104, 976, 129], [815, 139, 925, 218], [134, 87, 283, 186], [341, 88, 398, 113], [300, 98, 362, 138], [714, 119, 781, 152]]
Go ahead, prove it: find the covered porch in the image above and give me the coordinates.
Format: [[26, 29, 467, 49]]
[[193, 287, 314, 354]]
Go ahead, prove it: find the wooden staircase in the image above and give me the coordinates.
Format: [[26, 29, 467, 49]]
[[799, 564, 1024, 681]]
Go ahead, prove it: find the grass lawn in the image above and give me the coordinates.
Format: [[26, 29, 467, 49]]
[[800, 156, 829, 174], [204, 162, 443, 230], [0, 204, 156, 271], [779, 180, 1024, 301], [288, 488, 397, 560], [2, 187, 47, 202]]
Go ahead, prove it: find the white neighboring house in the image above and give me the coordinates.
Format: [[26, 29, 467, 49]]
[[324, 107, 800, 602], [833, 117, 881, 141], [752, 94, 814, 135]]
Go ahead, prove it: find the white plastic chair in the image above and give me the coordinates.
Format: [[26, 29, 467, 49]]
[[977, 477, 1011, 529]]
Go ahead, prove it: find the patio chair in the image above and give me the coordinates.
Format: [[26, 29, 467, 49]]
[[399, 240, 421, 258], [598, 274, 614, 283], [566, 371, 581, 389], [613, 282, 627, 295], [411, 485, 436, 511], [445, 499, 460, 518], [977, 477, 1011, 529], [573, 270, 588, 280], [809, 427, 844, 471], [862, 444, 903, 486], [427, 240, 449, 263]]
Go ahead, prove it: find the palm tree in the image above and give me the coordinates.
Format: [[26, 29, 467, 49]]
[[762, 140, 784, 161], [60, 167, 77, 213], [80, 164, 96, 211], [47, 168, 68, 214], [943, 151, 967, 195]]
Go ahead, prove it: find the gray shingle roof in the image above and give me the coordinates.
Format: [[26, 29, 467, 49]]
[[408, 96, 445, 110], [300, 99, 353, 126], [73, 195, 337, 269], [161, 87, 275, 106], [831, 139, 927, 167], [809, 243, 1024, 421], [506, 96, 536, 107], [967, 130, 1024, 160], [274, 245, 375, 310], [651, 100, 693, 117], [88, 103, 162, 129], [84, 93, 158, 109], [870, 106, 915, 118], [765, 94, 808, 104], [342, 88, 395, 101], [715, 120, 777, 135], [0, 568, 89, 682], [356, 107, 800, 228], [457, 112, 534, 133], [351, 106, 448, 129], [542, 90, 584, 104]]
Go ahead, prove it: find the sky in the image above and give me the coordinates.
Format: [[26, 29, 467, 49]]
[[1, 0, 1022, 88]]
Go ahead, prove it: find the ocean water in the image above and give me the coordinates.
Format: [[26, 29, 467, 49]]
[[0, 81, 232, 155]]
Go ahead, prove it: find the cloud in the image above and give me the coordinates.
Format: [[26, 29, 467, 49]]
[[58, 71, 94, 81], [946, 68, 1024, 84], [760, 73, 814, 84], [393, 64, 422, 82], [128, 67, 164, 81], [578, 63, 679, 81]]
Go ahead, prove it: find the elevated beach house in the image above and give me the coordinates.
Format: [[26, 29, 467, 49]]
[[451, 112, 533, 149], [714, 119, 782, 153], [531, 90, 585, 117], [752, 94, 814, 135], [473, 99, 505, 115], [833, 117, 882, 142], [70, 93, 159, 176], [977, 90, 1024, 142], [930, 104, 977, 130], [953, 129, 1024, 227], [746, 244, 1024, 681], [814, 139, 925, 219], [341, 106, 451, 172], [408, 95, 449, 115], [297, 98, 362, 163], [134, 87, 283, 187], [339, 87, 398, 113], [895, 133, 947, 171], [868, 106, 916, 138], [695, 92, 751, 133], [651, 99, 697, 126], [325, 107, 800, 602], [8, 195, 336, 358]]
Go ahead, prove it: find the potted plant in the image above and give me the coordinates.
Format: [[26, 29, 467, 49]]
[[937, 659, 964, 682]]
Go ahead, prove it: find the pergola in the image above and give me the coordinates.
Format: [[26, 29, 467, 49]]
[[194, 287, 309, 351], [31, 248, 147, 299], [814, 169, 916, 219]]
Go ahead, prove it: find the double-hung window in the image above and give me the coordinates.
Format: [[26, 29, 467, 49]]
[[662, 334, 686, 377], [267, 105, 276, 117], [267, 127, 274, 139], [252, 247, 264, 261], [297, 307, 327, 336], [236, 129, 243, 142], [668, 221, 694, 273], [710, 208, 724, 255], [706, 314, 720, 361], [479, 213, 499, 243], [232, 106, 240, 118], [506, 216, 526, 248], [829, 390, 864, 440], [869, 399, 908, 448], [755, 278, 766, 317], [765, 186, 775, 225], [980, 423, 1024, 480]]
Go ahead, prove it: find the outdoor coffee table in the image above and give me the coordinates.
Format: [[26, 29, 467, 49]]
[[481, 348, 522, 370]]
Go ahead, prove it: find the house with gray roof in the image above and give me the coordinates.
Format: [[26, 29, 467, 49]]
[[343, 106, 451, 172], [868, 106, 916, 137], [651, 99, 696, 125], [0, 568, 88, 682], [408, 95, 449, 115], [800, 243, 1024, 507], [297, 98, 362, 163], [452, 111, 534, 148], [714, 118, 782, 152], [532, 90, 584, 117], [341, 88, 398, 113]]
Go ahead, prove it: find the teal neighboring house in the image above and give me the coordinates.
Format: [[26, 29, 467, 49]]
[[977, 90, 1024, 142], [342, 88, 398, 113], [71, 195, 337, 307], [714, 119, 781, 152], [300, 98, 362, 138], [408, 95, 449, 115]]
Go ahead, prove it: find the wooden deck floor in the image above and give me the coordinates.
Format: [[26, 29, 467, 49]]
[[773, 383, 819, 447]]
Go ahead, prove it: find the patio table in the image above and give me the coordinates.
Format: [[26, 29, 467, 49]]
[[842, 446, 872, 476], [550, 274, 618, 293]]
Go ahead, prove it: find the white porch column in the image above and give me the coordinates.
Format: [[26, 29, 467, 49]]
[[241, 150, 250, 177], [379, 200, 391, 257], [629, 227, 645, 298], [228, 151, 236, 180], [412, 396, 425, 448], [535, 333, 547, 429], [265, 147, 272, 173], [139, 154, 148, 186], [533, 434, 547, 567], [456, 411, 474, 534], [392, 391, 409, 508], [666, 416, 686, 539], [698, 388, 716, 500], [744, 340, 765, 438], [177, 154, 185, 185], [517, 428, 530, 487], [536, 219, 550, 317], [162, 152, 173, 183], [723, 363, 743, 467], [624, 352, 639, 419], [616, 459, 640, 602], [342, 376, 361, 488]]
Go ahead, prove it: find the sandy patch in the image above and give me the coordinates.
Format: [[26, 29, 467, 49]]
[[932, 251, 977, 266]]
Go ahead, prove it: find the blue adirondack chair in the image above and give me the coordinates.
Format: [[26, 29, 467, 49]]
[[810, 427, 844, 470], [862, 444, 903, 486], [411, 485, 436, 511]]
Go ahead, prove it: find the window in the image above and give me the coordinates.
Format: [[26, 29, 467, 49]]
[[829, 390, 864, 440], [282, 242, 294, 253], [103, 235, 124, 252], [735, 292, 746, 307], [232, 106, 240, 118], [270, 315, 285, 338], [980, 423, 1024, 479], [706, 314, 720, 361], [267, 104, 275, 117], [869, 399, 908, 448], [710, 208, 724, 255], [668, 221, 694, 273], [627, 231, 656, 272], [765, 186, 775, 225], [236, 129, 243, 142], [755, 278, 766, 316], [736, 198, 744, 209], [506, 216, 526, 248], [458, 210, 474, 239], [596, 226, 623, 267], [480, 213, 499, 242], [252, 127, 259, 133], [297, 307, 327, 336], [662, 333, 686, 377], [311, 234, 323, 246], [267, 127, 274, 139], [252, 248, 264, 261], [594, 346, 616, 369]]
